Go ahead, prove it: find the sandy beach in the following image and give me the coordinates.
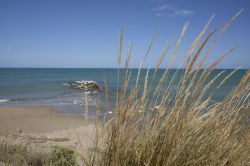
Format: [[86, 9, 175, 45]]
[[0, 106, 95, 154]]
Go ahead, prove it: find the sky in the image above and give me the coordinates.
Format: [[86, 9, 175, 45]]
[[0, 0, 249, 68]]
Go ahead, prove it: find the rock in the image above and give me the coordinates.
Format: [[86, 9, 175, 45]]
[[68, 80, 100, 90], [85, 82, 99, 90]]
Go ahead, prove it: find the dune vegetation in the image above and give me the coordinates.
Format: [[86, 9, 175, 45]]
[[84, 10, 250, 166], [0, 142, 77, 166]]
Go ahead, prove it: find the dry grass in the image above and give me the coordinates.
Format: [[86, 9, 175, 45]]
[[84, 11, 250, 166], [0, 141, 78, 166]]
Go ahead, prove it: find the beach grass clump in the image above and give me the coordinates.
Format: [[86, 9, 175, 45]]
[[0, 141, 78, 166], [84, 11, 250, 166], [0, 141, 47, 165]]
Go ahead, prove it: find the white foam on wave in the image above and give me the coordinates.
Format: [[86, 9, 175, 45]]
[[73, 100, 77, 104], [75, 80, 96, 84], [85, 91, 91, 95], [62, 83, 70, 86], [0, 99, 9, 103]]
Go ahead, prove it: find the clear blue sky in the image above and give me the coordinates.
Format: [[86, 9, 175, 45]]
[[0, 0, 249, 68]]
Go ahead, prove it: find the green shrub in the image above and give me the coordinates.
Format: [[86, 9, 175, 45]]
[[48, 146, 78, 166]]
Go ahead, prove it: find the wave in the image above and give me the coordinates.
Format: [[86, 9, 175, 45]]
[[62, 83, 70, 86], [0, 99, 10, 103]]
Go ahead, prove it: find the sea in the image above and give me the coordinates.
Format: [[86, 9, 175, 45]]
[[0, 68, 246, 117]]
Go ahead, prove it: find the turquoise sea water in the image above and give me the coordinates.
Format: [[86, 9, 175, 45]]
[[0, 68, 246, 116]]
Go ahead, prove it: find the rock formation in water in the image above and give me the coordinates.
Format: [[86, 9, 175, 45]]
[[68, 81, 100, 90]]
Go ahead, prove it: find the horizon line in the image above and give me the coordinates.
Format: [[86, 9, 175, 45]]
[[0, 67, 248, 70]]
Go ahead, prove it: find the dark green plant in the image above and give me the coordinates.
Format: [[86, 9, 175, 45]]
[[48, 146, 78, 166]]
